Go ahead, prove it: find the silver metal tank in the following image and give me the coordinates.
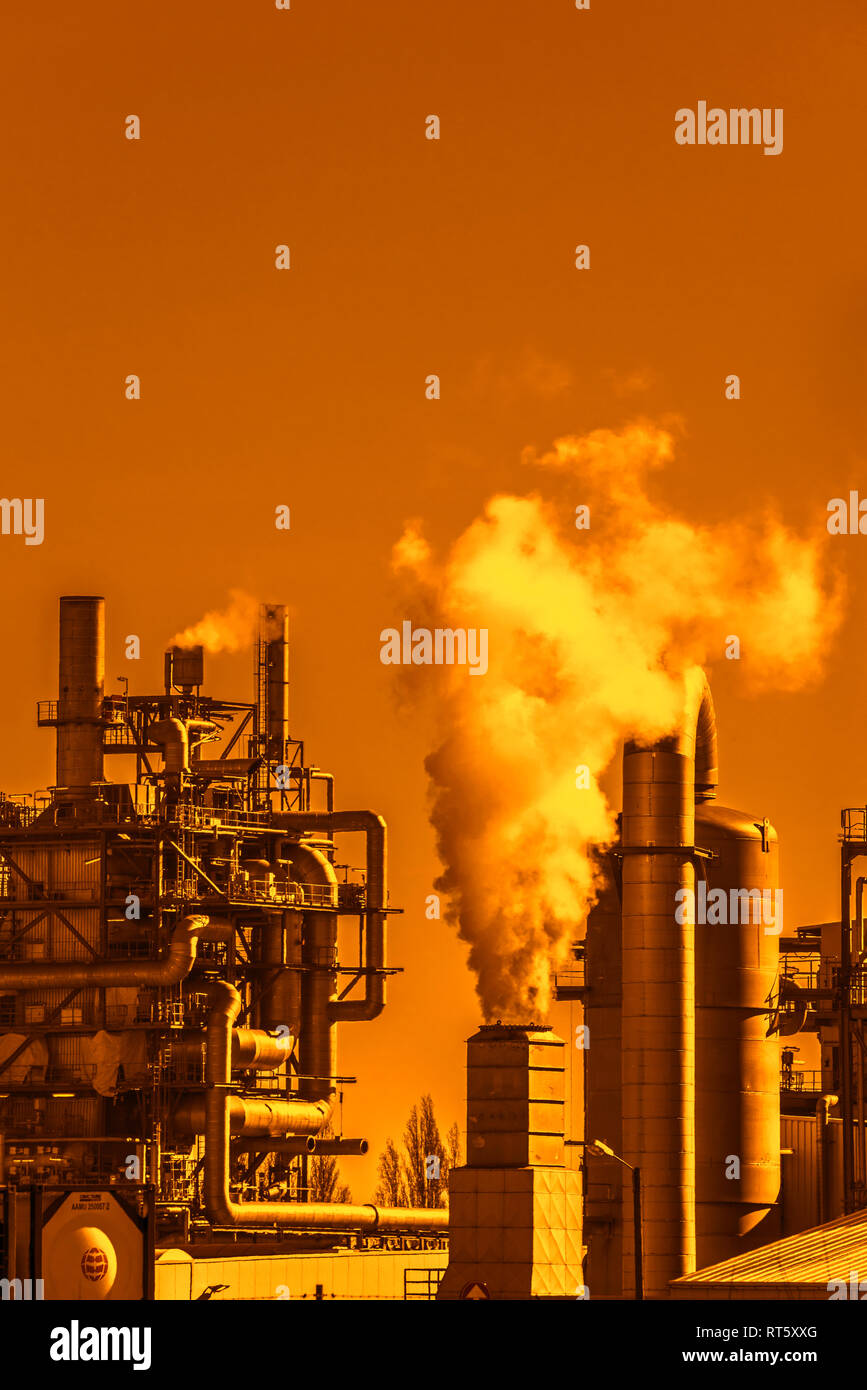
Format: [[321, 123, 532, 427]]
[[694, 803, 781, 1266]]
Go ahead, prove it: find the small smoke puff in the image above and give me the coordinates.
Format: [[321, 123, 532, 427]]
[[168, 590, 259, 654], [392, 421, 843, 1022], [524, 421, 675, 484], [392, 521, 433, 578]]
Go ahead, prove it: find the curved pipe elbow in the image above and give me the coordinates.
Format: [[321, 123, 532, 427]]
[[201, 976, 445, 1234], [329, 988, 384, 1024], [277, 811, 388, 1022], [689, 668, 718, 803], [150, 717, 189, 774], [0, 914, 229, 991]]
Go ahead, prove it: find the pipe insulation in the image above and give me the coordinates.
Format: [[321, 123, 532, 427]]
[[275, 811, 388, 1022], [202, 981, 447, 1233]]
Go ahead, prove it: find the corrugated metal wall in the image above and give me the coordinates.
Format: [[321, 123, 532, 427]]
[[155, 1248, 449, 1301], [15, 843, 101, 960], [781, 1114, 845, 1235]]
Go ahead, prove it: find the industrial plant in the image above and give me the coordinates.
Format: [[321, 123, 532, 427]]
[[0, 598, 864, 1300]]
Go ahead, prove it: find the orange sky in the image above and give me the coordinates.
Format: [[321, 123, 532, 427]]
[[2, 1, 866, 1197]]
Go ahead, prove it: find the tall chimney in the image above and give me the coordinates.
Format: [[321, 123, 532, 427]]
[[56, 596, 104, 799], [262, 604, 289, 763], [438, 1024, 584, 1300], [619, 669, 717, 1296]]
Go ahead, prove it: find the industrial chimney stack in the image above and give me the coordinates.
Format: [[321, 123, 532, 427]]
[[55, 595, 105, 800], [438, 1024, 584, 1299]]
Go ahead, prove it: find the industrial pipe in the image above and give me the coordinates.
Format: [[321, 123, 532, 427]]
[[172, 846, 338, 1141], [259, 910, 301, 1040], [620, 667, 717, 1297], [171, 1027, 294, 1071], [233, 1137, 369, 1156], [309, 1138, 369, 1156], [816, 1094, 838, 1224], [235, 1137, 316, 1157], [0, 914, 231, 990], [202, 981, 447, 1233], [276, 811, 388, 1022], [174, 1093, 332, 1138], [150, 718, 217, 774], [285, 844, 337, 1109]]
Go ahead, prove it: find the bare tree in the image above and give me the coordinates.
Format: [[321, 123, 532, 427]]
[[374, 1136, 407, 1206], [375, 1095, 461, 1209], [446, 1121, 462, 1191]]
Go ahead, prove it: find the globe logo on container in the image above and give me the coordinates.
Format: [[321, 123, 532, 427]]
[[81, 1247, 109, 1282]]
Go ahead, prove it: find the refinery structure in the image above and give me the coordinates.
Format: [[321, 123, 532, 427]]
[[0, 596, 866, 1300]]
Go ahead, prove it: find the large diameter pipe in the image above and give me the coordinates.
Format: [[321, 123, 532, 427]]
[[276, 811, 388, 1022], [285, 845, 337, 1107], [56, 596, 105, 798], [0, 915, 230, 989], [621, 668, 716, 1297], [203, 981, 446, 1233], [171, 1028, 294, 1071], [259, 910, 301, 1040], [174, 1094, 332, 1138], [150, 717, 217, 774]]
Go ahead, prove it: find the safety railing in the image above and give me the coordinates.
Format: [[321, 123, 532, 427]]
[[780, 956, 820, 990], [172, 804, 271, 831], [780, 1067, 822, 1093], [404, 1267, 445, 1300], [0, 799, 37, 829], [553, 966, 585, 999], [842, 808, 867, 841]]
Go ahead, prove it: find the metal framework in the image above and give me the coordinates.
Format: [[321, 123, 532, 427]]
[[0, 599, 413, 1250]]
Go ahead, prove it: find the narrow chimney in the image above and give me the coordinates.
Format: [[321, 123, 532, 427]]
[[262, 604, 289, 763], [56, 596, 104, 800]]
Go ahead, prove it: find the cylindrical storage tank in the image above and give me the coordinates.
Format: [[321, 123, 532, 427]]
[[56, 596, 104, 799], [583, 866, 623, 1295], [694, 803, 780, 1265]]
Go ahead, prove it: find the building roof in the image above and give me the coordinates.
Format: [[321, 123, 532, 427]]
[[671, 1208, 867, 1300]]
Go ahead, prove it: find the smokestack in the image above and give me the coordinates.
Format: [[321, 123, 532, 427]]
[[262, 603, 289, 763], [164, 645, 204, 693], [619, 669, 717, 1297], [56, 596, 105, 800], [438, 1024, 583, 1300]]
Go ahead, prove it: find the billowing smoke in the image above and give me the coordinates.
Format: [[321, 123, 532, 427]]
[[168, 590, 259, 654], [391, 422, 843, 1021]]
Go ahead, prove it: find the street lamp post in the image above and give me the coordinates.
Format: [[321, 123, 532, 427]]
[[586, 1139, 643, 1301]]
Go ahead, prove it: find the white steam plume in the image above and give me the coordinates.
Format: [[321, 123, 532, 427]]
[[391, 422, 843, 1021], [168, 590, 259, 654]]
